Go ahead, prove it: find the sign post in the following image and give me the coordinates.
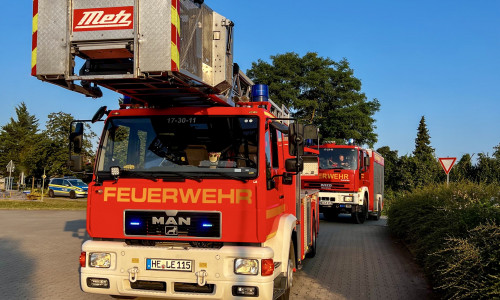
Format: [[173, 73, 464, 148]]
[[439, 157, 457, 186], [6, 160, 15, 190]]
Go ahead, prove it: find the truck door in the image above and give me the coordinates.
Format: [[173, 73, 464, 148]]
[[265, 127, 285, 216]]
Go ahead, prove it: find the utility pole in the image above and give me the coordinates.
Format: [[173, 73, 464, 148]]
[[41, 168, 46, 202]]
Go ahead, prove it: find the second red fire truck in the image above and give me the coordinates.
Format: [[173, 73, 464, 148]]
[[302, 141, 384, 224]]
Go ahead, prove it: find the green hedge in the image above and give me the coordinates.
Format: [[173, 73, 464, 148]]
[[387, 182, 500, 299]]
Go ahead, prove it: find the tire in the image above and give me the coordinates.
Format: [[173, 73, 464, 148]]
[[278, 242, 295, 300], [352, 197, 368, 224], [306, 218, 317, 258], [69, 190, 76, 199], [48, 189, 55, 198]]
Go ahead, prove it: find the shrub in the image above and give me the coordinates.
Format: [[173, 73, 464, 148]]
[[433, 222, 500, 299], [387, 182, 500, 298]]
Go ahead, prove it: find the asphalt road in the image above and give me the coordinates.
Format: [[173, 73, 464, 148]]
[[0, 210, 433, 300]]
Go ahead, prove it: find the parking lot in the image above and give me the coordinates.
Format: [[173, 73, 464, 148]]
[[0, 210, 433, 300]]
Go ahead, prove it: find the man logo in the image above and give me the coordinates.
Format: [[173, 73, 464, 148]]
[[165, 226, 178, 236], [152, 216, 191, 226]]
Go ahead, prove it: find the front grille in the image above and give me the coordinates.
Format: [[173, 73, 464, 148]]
[[131, 280, 166, 291], [305, 182, 350, 191], [124, 210, 221, 238], [174, 282, 215, 293]]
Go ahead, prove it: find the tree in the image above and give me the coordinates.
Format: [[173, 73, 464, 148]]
[[452, 153, 475, 182], [42, 112, 97, 177], [413, 116, 434, 159], [247, 52, 380, 147], [376, 146, 400, 191], [0, 102, 41, 178], [411, 116, 441, 188]]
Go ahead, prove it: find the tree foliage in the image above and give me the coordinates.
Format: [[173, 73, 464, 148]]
[[247, 52, 380, 147], [42, 112, 96, 176], [0, 104, 96, 182], [379, 116, 500, 194], [0, 102, 42, 176]]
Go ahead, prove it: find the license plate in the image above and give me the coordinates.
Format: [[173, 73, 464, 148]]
[[146, 258, 193, 272], [320, 200, 334, 206]]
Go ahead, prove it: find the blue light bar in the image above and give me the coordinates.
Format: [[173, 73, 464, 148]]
[[202, 223, 213, 228], [130, 221, 141, 226]]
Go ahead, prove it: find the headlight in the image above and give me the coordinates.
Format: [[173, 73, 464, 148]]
[[234, 259, 258, 275], [344, 196, 353, 202], [89, 253, 111, 268]]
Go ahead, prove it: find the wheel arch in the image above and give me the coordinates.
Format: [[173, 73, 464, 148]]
[[263, 214, 297, 274]]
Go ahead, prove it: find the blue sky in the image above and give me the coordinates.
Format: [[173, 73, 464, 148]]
[[2, 0, 499, 161]]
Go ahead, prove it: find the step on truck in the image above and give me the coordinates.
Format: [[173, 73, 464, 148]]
[[302, 141, 384, 224], [32, 0, 320, 299]]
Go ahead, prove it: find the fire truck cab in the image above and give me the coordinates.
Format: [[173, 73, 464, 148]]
[[302, 142, 384, 224]]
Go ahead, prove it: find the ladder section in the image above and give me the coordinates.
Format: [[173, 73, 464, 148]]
[[32, 0, 240, 106]]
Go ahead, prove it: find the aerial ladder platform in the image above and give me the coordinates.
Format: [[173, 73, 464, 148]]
[[32, 0, 252, 107]]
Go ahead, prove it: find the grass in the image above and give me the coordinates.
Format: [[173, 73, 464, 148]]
[[0, 198, 87, 210]]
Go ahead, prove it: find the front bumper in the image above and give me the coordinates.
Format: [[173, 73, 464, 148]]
[[318, 191, 362, 212], [81, 240, 276, 299], [75, 191, 88, 198]]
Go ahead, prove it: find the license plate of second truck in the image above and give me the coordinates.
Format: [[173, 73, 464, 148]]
[[146, 259, 193, 272]]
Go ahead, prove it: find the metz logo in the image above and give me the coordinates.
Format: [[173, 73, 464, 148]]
[[73, 6, 133, 32]]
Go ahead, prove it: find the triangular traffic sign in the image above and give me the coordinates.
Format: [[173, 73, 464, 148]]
[[439, 157, 456, 175]]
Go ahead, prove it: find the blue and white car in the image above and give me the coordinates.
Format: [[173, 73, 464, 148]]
[[48, 178, 88, 199]]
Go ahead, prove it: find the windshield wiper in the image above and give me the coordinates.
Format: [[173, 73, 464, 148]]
[[160, 172, 203, 183], [212, 172, 248, 183]]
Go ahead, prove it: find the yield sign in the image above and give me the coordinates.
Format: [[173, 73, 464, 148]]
[[439, 157, 456, 175]]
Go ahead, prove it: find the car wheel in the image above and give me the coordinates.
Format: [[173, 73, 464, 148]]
[[48, 189, 55, 198]]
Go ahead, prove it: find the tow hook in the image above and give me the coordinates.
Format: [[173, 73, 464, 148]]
[[195, 270, 208, 286], [128, 267, 139, 283]]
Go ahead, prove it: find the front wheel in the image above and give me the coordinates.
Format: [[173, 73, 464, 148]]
[[48, 189, 55, 198], [352, 197, 368, 224], [69, 190, 76, 199], [278, 242, 295, 300]]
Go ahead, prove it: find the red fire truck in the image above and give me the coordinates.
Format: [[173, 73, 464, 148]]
[[32, 0, 319, 299], [302, 141, 384, 224]]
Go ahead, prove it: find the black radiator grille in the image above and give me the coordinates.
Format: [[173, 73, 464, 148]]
[[124, 210, 221, 239]]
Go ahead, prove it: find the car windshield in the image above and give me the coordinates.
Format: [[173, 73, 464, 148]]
[[68, 179, 87, 187], [319, 148, 357, 170], [96, 116, 259, 180]]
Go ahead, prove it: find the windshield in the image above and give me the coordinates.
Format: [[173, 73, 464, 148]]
[[96, 116, 259, 180], [68, 179, 87, 187], [319, 148, 358, 170]]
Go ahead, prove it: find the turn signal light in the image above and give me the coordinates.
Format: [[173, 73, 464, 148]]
[[261, 259, 274, 276], [80, 252, 86, 267]]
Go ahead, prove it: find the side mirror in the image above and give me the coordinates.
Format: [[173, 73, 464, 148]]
[[364, 156, 370, 167], [92, 106, 108, 123], [303, 125, 319, 140], [70, 122, 84, 154], [282, 172, 293, 185], [68, 155, 83, 172], [285, 158, 304, 173], [288, 123, 304, 156], [267, 179, 276, 190]]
